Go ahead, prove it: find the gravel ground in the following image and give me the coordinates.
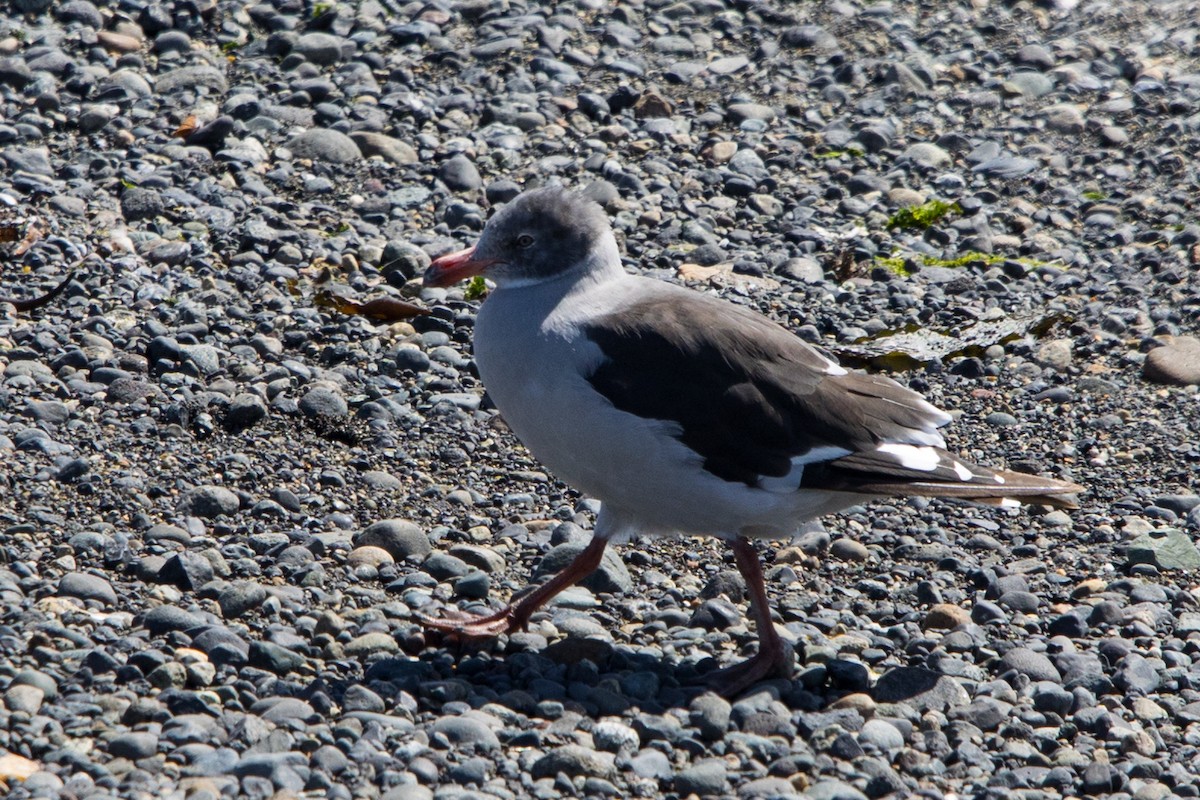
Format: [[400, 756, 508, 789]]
[[3, 0, 1200, 798]]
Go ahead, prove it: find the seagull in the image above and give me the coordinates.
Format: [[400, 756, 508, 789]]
[[421, 185, 1082, 696]]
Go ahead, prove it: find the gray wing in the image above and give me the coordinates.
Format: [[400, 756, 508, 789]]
[[582, 292, 951, 488]]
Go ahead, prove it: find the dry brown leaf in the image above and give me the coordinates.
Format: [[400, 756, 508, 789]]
[[355, 296, 432, 321], [314, 290, 430, 321], [173, 115, 199, 138], [12, 222, 42, 256]]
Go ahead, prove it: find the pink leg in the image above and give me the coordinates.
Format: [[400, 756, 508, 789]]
[[704, 537, 794, 696], [422, 537, 608, 638]]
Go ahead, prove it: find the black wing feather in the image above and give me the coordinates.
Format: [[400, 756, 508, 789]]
[[583, 294, 948, 487]]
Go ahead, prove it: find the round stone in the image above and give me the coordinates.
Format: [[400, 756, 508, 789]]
[[355, 519, 431, 560], [177, 485, 240, 518], [58, 572, 118, 606], [347, 546, 395, 568], [923, 604, 971, 630], [298, 386, 348, 417], [287, 129, 361, 163], [108, 732, 159, 760]]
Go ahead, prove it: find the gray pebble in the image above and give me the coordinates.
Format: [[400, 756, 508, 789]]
[[530, 744, 614, 778], [294, 32, 345, 65], [121, 187, 164, 221], [349, 131, 418, 165], [689, 692, 732, 740], [591, 720, 639, 752], [999, 647, 1061, 682], [726, 103, 776, 124], [287, 129, 361, 163], [873, 667, 969, 710], [422, 551, 470, 580], [830, 538, 871, 562], [972, 156, 1039, 178], [5, 684, 44, 714], [440, 154, 484, 192], [218, 581, 268, 618], [12, 669, 57, 699], [900, 143, 951, 169], [1143, 337, 1200, 386], [57, 572, 118, 606], [108, 732, 159, 760], [249, 640, 306, 674], [858, 718, 905, 750], [431, 716, 500, 751], [180, 344, 223, 375], [629, 748, 672, 779], [157, 551, 216, 591], [225, 393, 268, 430], [805, 779, 869, 800], [453, 570, 490, 599], [299, 386, 348, 417], [143, 605, 202, 634], [356, 519, 431, 560], [156, 65, 229, 94], [673, 759, 728, 796], [178, 485, 240, 518]]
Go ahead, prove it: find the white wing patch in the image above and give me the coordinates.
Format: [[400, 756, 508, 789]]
[[757, 445, 852, 493], [876, 443, 941, 471], [877, 443, 978, 483]]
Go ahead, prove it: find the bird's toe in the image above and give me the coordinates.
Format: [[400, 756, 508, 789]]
[[700, 640, 796, 697], [418, 606, 518, 639]]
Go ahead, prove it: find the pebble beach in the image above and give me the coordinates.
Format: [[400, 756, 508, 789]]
[[3, 0, 1200, 798]]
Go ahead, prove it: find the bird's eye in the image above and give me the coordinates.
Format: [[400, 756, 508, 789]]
[[515, 234, 534, 248]]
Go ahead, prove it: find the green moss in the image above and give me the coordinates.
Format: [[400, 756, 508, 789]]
[[930, 252, 1001, 268], [876, 256, 911, 276], [814, 146, 865, 159], [874, 251, 1053, 276], [886, 199, 962, 230], [1081, 190, 1106, 201], [463, 276, 489, 301]]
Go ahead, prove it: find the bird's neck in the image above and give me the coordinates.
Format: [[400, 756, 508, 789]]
[[482, 236, 629, 338]]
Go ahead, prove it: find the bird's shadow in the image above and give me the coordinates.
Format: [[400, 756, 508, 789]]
[[306, 636, 846, 721]]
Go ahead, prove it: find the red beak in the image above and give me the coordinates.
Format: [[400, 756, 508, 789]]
[[422, 246, 497, 288]]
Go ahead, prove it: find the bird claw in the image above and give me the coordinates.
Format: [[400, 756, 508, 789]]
[[419, 605, 520, 639], [701, 641, 796, 697]]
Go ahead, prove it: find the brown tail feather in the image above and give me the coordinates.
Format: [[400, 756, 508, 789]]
[[827, 471, 1083, 509]]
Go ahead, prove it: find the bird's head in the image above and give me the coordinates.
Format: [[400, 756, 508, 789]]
[[423, 185, 616, 290]]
